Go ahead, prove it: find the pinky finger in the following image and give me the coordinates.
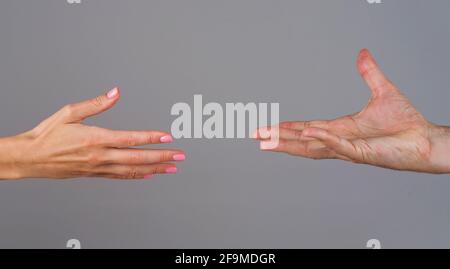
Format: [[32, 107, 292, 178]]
[[94, 164, 178, 180]]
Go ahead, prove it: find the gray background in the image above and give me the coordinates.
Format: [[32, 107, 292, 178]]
[[0, 0, 450, 249]]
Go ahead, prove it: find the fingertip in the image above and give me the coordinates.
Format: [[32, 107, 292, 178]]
[[106, 87, 120, 100], [252, 128, 265, 140], [173, 153, 186, 161], [165, 166, 178, 174], [260, 140, 278, 151], [359, 48, 370, 57], [160, 135, 174, 143], [143, 174, 154, 179], [255, 126, 274, 140], [357, 49, 377, 75]]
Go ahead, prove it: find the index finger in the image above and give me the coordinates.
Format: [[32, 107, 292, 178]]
[[100, 129, 174, 148], [279, 121, 329, 131]]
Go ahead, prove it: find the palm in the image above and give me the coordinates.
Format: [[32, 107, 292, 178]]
[[325, 86, 430, 171], [258, 49, 434, 172]]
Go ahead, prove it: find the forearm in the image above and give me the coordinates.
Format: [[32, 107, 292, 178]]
[[428, 125, 450, 174]]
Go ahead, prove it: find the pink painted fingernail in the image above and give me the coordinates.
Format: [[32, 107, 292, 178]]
[[173, 154, 186, 161], [144, 174, 154, 179], [160, 135, 173, 143], [166, 167, 178, 174], [107, 87, 119, 99]]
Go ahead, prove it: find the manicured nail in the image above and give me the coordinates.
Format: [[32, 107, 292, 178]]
[[160, 135, 173, 143], [144, 174, 154, 179], [173, 154, 186, 161], [166, 167, 178, 174], [107, 87, 119, 99]]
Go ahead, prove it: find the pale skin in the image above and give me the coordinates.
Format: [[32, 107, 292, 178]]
[[255, 49, 450, 174], [0, 87, 186, 180]]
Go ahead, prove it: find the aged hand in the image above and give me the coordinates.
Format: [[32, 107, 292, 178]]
[[255, 49, 450, 174]]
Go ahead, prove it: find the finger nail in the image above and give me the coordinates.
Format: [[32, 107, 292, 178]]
[[173, 154, 186, 161], [144, 174, 154, 179], [166, 167, 178, 174], [160, 135, 173, 143], [107, 87, 119, 99]]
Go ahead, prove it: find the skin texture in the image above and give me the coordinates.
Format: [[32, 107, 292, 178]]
[[255, 49, 450, 174], [0, 87, 185, 180]]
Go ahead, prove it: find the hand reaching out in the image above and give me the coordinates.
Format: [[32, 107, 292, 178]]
[[255, 49, 450, 174], [2, 51, 449, 179], [0, 88, 185, 180]]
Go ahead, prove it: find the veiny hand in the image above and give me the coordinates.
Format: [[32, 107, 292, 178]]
[[255, 49, 450, 174], [0, 87, 185, 180]]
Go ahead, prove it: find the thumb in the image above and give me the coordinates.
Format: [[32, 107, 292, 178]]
[[62, 87, 120, 123], [357, 49, 397, 97]]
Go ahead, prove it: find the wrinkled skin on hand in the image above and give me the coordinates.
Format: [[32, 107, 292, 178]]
[[256, 49, 448, 173]]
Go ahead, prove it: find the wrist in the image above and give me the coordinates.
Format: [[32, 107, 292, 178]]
[[428, 124, 450, 174], [0, 133, 31, 180]]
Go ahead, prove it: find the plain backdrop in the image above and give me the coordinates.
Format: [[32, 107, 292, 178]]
[[0, 0, 450, 248]]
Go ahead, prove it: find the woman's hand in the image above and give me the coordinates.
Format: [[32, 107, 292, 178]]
[[0, 87, 185, 180], [255, 49, 450, 174]]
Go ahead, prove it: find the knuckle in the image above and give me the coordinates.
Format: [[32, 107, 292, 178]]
[[147, 133, 156, 144], [129, 151, 144, 163], [126, 168, 139, 179], [62, 104, 75, 117], [91, 96, 104, 108], [150, 166, 159, 174], [294, 130, 303, 140], [159, 151, 171, 163], [125, 134, 137, 147], [84, 133, 100, 147], [86, 152, 102, 166]]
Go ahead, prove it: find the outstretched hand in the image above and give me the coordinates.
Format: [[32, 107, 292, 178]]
[[255, 49, 450, 174], [0, 88, 185, 180]]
